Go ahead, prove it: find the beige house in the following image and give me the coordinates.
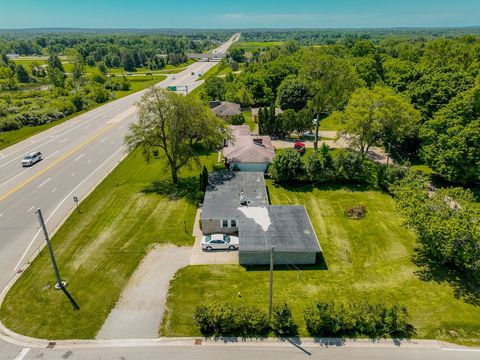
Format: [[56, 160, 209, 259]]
[[224, 125, 275, 172], [210, 101, 242, 120]]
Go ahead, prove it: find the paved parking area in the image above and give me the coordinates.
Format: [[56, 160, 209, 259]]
[[190, 235, 239, 265]]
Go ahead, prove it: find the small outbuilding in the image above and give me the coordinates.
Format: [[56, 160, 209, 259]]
[[210, 101, 242, 120]]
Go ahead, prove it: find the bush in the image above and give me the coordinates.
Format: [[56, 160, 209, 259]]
[[376, 164, 409, 193], [271, 303, 298, 337], [304, 300, 415, 338], [347, 205, 367, 219], [230, 113, 245, 125], [334, 149, 369, 183], [0, 118, 21, 131], [212, 163, 226, 172], [269, 149, 305, 184], [306, 144, 335, 183], [194, 302, 269, 338]]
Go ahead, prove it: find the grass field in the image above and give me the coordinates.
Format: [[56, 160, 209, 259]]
[[160, 182, 480, 345], [0, 148, 218, 339], [230, 41, 286, 52], [319, 114, 343, 131], [0, 75, 165, 151], [242, 109, 257, 132]]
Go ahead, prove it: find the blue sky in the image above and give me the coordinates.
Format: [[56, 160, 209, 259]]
[[0, 0, 479, 29]]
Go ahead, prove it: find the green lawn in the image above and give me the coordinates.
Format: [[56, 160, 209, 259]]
[[230, 41, 286, 52], [161, 182, 480, 345], [0, 75, 165, 151], [0, 148, 218, 339], [319, 114, 343, 131], [242, 109, 257, 132]]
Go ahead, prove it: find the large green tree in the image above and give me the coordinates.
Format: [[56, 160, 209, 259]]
[[420, 84, 480, 183], [300, 52, 359, 151], [340, 86, 420, 157], [125, 88, 230, 183], [277, 76, 310, 111]]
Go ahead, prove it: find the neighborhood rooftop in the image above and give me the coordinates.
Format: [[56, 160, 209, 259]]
[[202, 171, 268, 220]]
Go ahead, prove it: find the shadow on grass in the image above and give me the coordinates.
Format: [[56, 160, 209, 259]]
[[413, 249, 480, 306], [243, 252, 328, 272], [141, 176, 199, 205], [268, 182, 375, 194]]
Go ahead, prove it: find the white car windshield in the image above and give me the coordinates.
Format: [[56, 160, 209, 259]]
[[24, 155, 32, 159]]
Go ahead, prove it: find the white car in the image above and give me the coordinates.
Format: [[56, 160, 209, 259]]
[[201, 234, 239, 251], [21, 151, 42, 167]]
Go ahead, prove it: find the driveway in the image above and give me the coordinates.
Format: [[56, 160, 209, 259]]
[[96, 245, 192, 339]]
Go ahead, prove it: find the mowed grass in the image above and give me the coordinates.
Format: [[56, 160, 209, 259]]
[[0, 148, 218, 339], [161, 182, 480, 345], [0, 76, 165, 151], [230, 41, 286, 51]]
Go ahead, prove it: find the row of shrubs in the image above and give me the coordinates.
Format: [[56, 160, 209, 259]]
[[268, 145, 408, 193], [193, 301, 414, 338]]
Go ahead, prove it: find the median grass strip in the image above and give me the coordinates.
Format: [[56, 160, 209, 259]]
[[0, 75, 165, 151], [0, 148, 217, 339], [160, 182, 480, 346]]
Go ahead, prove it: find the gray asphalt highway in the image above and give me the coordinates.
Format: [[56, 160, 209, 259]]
[[1, 342, 480, 360], [0, 33, 240, 292]]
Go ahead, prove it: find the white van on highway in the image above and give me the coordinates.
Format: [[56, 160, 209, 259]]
[[21, 151, 42, 167]]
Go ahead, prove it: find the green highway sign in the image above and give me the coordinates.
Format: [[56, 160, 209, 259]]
[[166, 86, 177, 91]]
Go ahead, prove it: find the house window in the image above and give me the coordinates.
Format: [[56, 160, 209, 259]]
[[230, 220, 237, 227], [221, 219, 229, 228]]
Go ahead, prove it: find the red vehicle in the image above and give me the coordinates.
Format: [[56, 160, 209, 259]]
[[293, 141, 306, 154]]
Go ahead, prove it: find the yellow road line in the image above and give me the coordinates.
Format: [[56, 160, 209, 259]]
[[0, 125, 113, 203]]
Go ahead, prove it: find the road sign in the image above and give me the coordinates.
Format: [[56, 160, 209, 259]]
[[166, 86, 177, 91]]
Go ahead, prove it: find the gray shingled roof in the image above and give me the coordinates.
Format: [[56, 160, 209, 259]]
[[211, 101, 242, 116], [239, 206, 321, 253], [201, 171, 268, 220]]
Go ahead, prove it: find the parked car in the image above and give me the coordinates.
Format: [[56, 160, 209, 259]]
[[293, 141, 306, 154], [21, 151, 42, 167], [201, 234, 239, 251]]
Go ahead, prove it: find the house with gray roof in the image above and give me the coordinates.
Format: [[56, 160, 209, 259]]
[[201, 171, 321, 265], [210, 101, 242, 120]]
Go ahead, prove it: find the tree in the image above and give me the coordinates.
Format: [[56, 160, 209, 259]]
[[334, 149, 368, 183], [420, 85, 480, 183], [268, 149, 305, 184], [307, 144, 335, 183], [277, 76, 310, 111], [70, 51, 85, 83], [340, 86, 420, 157], [48, 55, 64, 73], [0, 67, 18, 90], [229, 48, 246, 63], [300, 52, 359, 151], [204, 77, 226, 101], [15, 64, 30, 83], [125, 88, 230, 184]]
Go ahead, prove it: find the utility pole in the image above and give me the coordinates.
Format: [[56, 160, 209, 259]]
[[269, 245, 274, 319], [36, 208, 66, 290]]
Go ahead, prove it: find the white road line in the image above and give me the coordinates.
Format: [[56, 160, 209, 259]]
[[38, 177, 51, 188], [83, 125, 91, 130], [59, 137, 68, 144], [71, 172, 75, 177], [0, 213, 3, 217], [74, 153, 85, 162], [441, 348, 480, 352], [27, 206, 34, 212], [87, 159, 92, 164], [14, 145, 126, 272], [14, 348, 30, 360], [51, 187, 57, 193], [45, 150, 60, 159], [100, 150, 104, 154], [100, 137, 107, 143]]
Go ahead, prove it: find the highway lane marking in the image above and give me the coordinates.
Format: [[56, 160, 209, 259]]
[[14, 348, 30, 360], [88, 159, 92, 164], [100, 136, 107, 143], [38, 177, 51, 188], [74, 153, 85, 162], [84, 125, 91, 130], [0, 150, 59, 189], [51, 187, 57, 193], [27, 206, 34, 212], [71, 172, 76, 177], [0, 100, 126, 161], [59, 137, 68, 143], [14, 145, 127, 272], [441, 348, 480, 352], [0, 124, 113, 203], [100, 150, 104, 154]]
